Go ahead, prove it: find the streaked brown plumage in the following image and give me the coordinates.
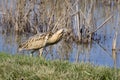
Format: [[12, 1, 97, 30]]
[[19, 28, 67, 56]]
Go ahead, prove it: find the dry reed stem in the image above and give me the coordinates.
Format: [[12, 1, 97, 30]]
[[47, 4, 56, 31], [52, 0, 71, 32], [86, 0, 93, 27], [70, 6, 91, 29], [52, 0, 80, 32], [72, 0, 79, 8], [0, 0, 114, 43], [90, 15, 113, 34], [52, 16, 63, 32], [65, 0, 74, 12], [112, 32, 117, 50]]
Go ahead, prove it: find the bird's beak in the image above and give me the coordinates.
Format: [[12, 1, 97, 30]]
[[56, 29, 64, 35]]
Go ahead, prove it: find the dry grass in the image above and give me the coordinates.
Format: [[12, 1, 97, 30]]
[[0, 0, 116, 43]]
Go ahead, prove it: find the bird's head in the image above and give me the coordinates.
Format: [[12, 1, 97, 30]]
[[47, 28, 71, 44], [55, 28, 70, 36]]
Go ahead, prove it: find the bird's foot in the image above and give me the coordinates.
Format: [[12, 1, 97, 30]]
[[30, 53, 33, 57]]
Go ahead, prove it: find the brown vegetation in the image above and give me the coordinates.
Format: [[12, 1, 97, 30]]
[[0, 0, 115, 43]]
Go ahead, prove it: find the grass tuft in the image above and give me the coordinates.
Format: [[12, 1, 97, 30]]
[[0, 52, 119, 80]]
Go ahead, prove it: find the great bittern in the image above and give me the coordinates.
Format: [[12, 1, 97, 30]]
[[19, 28, 68, 57]]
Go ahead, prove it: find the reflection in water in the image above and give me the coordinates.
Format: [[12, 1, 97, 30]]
[[0, 25, 120, 68], [0, 27, 18, 54], [112, 49, 119, 80], [57, 41, 71, 60], [112, 50, 117, 68], [75, 43, 92, 63], [45, 40, 71, 60]]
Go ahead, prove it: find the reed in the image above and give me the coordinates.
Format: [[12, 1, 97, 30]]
[[0, 0, 115, 43]]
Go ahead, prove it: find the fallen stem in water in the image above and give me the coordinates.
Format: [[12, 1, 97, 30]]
[[90, 15, 113, 34]]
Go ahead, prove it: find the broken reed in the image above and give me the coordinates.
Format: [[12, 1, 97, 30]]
[[0, 0, 114, 43]]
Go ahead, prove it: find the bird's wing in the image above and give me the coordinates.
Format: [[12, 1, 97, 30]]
[[19, 33, 47, 50]]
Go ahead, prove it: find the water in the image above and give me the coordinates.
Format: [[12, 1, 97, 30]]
[[0, 1, 120, 68]]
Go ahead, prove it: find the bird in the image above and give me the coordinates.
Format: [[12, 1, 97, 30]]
[[19, 28, 68, 57]]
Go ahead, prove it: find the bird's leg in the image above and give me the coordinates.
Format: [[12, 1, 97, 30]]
[[30, 50, 35, 57], [39, 48, 43, 57]]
